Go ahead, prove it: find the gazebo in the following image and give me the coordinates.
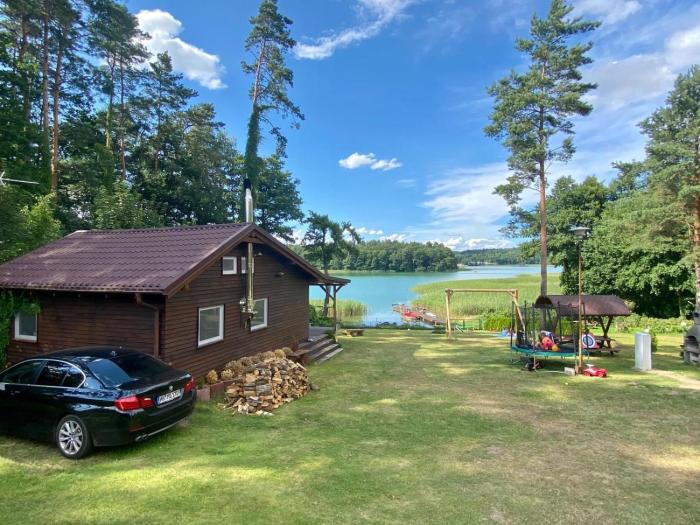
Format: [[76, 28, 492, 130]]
[[534, 294, 631, 348]]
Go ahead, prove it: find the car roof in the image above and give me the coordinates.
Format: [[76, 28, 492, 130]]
[[43, 345, 141, 360]]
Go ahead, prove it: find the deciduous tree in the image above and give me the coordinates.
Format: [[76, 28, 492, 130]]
[[641, 66, 700, 306]]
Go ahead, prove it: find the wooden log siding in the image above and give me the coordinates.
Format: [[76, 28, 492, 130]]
[[161, 244, 311, 378], [6, 292, 160, 365]]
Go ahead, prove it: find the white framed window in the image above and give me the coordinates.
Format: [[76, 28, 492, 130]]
[[250, 298, 268, 332], [198, 305, 224, 347], [241, 256, 255, 274], [222, 256, 237, 275], [14, 311, 37, 342]]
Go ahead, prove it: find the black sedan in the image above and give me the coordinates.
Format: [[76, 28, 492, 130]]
[[0, 346, 196, 459]]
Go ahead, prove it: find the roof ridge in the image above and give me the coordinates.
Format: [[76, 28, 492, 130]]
[[75, 222, 250, 235]]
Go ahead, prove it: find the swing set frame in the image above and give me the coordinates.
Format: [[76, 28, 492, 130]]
[[444, 288, 522, 339]]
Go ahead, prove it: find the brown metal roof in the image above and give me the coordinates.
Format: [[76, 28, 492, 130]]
[[0, 223, 347, 295], [534, 294, 631, 317]]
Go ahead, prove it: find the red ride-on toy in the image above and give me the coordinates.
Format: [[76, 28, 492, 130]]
[[582, 364, 608, 378]]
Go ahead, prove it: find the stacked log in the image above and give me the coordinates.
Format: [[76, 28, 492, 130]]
[[221, 348, 311, 416]]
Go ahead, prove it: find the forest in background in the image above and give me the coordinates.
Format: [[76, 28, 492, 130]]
[[0, 0, 305, 265], [326, 240, 458, 272], [457, 248, 538, 266]]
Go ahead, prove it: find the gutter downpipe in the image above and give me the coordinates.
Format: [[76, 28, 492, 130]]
[[136, 293, 160, 358]]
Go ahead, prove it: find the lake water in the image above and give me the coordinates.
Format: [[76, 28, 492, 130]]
[[310, 265, 556, 325]]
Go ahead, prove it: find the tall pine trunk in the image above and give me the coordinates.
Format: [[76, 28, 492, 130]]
[[539, 161, 548, 298], [19, 14, 31, 125], [41, 12, 50, 136], [118, 59, 127, 180], [50, 38, 63, 192], [105, 60, 115, 150], [538, 101, 548, 299]]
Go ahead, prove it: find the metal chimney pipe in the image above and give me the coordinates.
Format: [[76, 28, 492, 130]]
[[244, 178, 255, 315]]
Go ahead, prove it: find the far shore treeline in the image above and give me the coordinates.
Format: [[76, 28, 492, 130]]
[[293, 240, 458, 273], [458, 248, 538, 266]]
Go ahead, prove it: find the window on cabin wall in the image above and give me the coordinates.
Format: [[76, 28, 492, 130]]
[[222, 256, 237, 275], [250, 298, 268, 331], [198, 305, 224, 347], [14, 311, 37, 342]]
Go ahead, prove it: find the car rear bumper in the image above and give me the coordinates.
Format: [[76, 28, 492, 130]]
[[90, 391, 196, 447]]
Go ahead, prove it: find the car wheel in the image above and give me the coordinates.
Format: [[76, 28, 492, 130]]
[[56, 415, 93, 459]]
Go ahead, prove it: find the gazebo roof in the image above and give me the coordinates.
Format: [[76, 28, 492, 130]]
[[534, 294, 631, 317]]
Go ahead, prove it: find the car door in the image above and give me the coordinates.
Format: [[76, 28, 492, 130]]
[[0, 360, 45, 435], [24, 360, 82, 441]]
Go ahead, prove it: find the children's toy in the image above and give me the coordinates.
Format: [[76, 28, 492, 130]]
[[581, 332, 599, 350], [582, 364, 607, 377]]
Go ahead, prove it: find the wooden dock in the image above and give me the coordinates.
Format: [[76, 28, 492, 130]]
[[392, 304, 444, 326]]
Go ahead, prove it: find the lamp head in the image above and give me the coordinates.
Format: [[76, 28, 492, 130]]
[[570, 225, 590, 241]]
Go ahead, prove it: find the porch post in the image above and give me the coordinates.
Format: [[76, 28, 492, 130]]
[[332, 285, 338, 335]]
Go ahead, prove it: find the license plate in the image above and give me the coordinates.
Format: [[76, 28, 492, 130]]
[[157, 388, 183, 406]]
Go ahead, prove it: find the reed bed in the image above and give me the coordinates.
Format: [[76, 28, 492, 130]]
[[412, 274, 560, 318], [310, 298, 368, 320]]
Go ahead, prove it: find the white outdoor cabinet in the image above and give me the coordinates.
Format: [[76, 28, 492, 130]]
[[634, 332, 652, 370]]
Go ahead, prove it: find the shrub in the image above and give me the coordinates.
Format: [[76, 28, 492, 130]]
[[483, 314, 512, 331], [614, 315, 689, 334], [205, 370, 219, 385]]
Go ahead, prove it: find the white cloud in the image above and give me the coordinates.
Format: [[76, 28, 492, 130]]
[[356, 226, 385, 235], [575, 0, 641, 25], [294, 0, 416, 60], [666, 24, 700, 70], [339, 152, 402, 171], [422, 163, 522, 227], [370, 158, 402, 171], [339, 152, 376, 169], [396, 178, 416, 188], [379, 233, 408, 242], [136, 9, 226, 90], [429, 236, 514, 251], [586, 54, 675, 111]]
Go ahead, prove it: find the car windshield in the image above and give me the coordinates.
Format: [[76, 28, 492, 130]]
[[86, 354, 171, 388]]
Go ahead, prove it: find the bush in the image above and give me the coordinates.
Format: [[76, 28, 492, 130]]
[[483, 314, 512, 331], [614, 315, 689, 334]]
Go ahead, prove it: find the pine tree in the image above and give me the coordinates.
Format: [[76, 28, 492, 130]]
[[241, 0, 303, 218], [485, 0, 599, 297]]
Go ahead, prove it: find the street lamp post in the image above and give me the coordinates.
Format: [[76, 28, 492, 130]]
[[571, 226, 590, 374]]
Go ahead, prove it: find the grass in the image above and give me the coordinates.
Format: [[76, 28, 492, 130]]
[[413, 273, 561, 317], [1, 330, 699, 524]]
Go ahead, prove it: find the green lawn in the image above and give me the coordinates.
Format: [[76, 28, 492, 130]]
[[1, 330, 699, 524]]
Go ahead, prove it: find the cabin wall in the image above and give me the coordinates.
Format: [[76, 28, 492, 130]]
[[161, 244, 311, 378], [4, 292, 160, 365]]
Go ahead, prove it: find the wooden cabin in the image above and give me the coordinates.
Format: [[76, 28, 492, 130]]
[[0, 223, 348, 377]]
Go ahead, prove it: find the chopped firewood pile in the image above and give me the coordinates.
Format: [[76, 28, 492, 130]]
[[220, 348, 313, 416]]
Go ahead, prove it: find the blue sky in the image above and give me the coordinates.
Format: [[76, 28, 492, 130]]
[[129, 0, 700, 249]]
